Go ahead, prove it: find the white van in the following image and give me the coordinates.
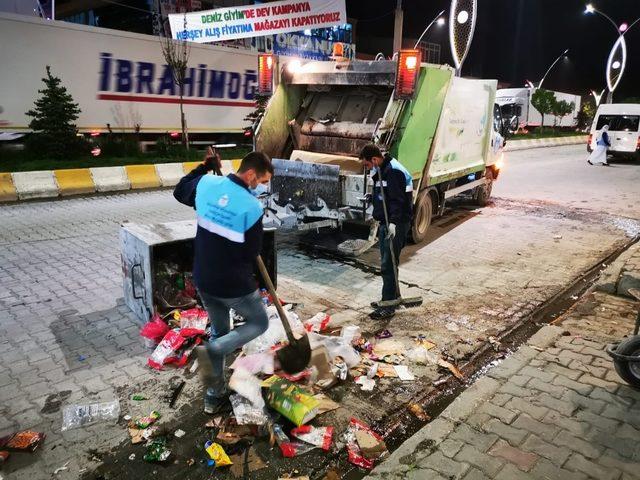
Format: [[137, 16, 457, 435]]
[[588, 104, 640, 160]]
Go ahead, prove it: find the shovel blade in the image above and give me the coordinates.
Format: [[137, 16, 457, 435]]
[[276, 334, 312, 374]]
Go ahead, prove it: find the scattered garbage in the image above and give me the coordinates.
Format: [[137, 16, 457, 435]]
[[148, 330, 186, 370], [123, 414, 132, 421], [273, 424, 318, 458], [0, 430, 45, 452], [140, 313, 171, 348], [374, 329, 393, 339], [290, 426, 333, 451], [304, 312, 331, 333], [230, 447, 267, 476], [445, 321, 460, 332], [61, 400, 120, 431], [51, 461, 70, 475], [132, 411, 161, 429], [331, 357, 348, 380], [243, 307, 305, 355], [0, 451, 9, 464], [205, 441, 233, 467], [408, 403, 430, 421], [308, 332, 361, 368], [372, 339, 405, 359], [131, 394, 147, 401], [264, 376, 319, 426], [313, 394, 340, 415], [230, 394, 269, 426], [176, 307, 208, 335], [340, 325, 361, 345], [393, 365, 415, 381], [128, 453, 136, 461], [355, 376, 376, 391], [168, 380, 186, 408], [230, 369, 265, 408], [344, 418, 387, 470], [144, 438, 171, 463], [174, 429, 186, 438]]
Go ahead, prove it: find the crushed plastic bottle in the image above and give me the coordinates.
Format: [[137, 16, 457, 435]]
[[61, 400, 120, 431]]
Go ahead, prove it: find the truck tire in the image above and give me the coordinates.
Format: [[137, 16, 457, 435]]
[[473, 170, 494, 207], [411, 190, 433, 244], [612, 335, 640, 389]]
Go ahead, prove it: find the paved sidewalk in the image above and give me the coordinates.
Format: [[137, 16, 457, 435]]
[[368, 248, 640, 480]]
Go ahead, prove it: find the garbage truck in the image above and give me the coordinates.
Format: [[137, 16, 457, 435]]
[[255, 50, 508, 255]]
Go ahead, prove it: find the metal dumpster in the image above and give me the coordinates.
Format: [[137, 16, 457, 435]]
[[120, 220, 277, 323]]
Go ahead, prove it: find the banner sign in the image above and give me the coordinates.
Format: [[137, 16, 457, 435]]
[[168, 0, 347, 44], [273, 33, 355, 60]]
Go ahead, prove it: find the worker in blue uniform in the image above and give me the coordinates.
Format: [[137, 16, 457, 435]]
[[173, 150, 273, 413], [360, 144, 414, 320]]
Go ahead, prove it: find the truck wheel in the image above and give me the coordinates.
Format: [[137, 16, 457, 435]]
[[411, 191, 433, 244], [612, 335, 640, 389], [473, 170, 494, 207]]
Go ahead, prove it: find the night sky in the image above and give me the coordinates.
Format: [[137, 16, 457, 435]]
[[347, 0, 640, 99]]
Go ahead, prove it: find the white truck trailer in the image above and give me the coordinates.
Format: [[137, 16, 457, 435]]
[[0, 12, 261, 141], [496, 87, 581, 131]]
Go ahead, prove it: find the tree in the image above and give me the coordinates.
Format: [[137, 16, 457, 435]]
[[551, 100, 575, 128], [578, 99, 595, 130], [25, 66, 84, 159], [530, 89, 556, 131], [160, 14, 191, 149]]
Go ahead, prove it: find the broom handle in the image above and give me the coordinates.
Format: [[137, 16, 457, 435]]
[[377, 168, 402, 299], [256, 255, 295, 342]]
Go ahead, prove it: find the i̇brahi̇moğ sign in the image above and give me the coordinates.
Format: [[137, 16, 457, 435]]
[[168, 0, 347, 44]]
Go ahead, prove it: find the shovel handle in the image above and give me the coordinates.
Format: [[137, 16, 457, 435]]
[[256, 255, 295, 343]]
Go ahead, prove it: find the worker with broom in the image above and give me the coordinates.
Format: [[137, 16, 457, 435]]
[[359, 144, 414, 320], [173, 150, 273, 414]]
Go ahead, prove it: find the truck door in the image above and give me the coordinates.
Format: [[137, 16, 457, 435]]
[[596, 114, 640, 153]]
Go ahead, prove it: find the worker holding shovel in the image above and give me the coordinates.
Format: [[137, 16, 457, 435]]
[[173, 151, 274, 414], [359, 144, 414, 320]]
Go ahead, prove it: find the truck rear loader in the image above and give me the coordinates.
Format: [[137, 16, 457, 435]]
[[256, 52, 508, 255]]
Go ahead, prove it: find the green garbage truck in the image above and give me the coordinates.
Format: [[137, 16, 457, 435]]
[[255, 51, 508, 255]]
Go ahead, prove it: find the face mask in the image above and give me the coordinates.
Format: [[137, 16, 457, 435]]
[[250, 183, 269, 197]]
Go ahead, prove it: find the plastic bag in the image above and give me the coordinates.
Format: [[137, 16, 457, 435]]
[[229, 368, 265, 409], [140, 314, 170, 346], [242, 308, 304, 355], [0, 431, 45, 452], [230, 394, 268, 425], [177, 307, 208, 335], [263, 376, 319, 427], [308, 332, 361, 368], [205, 441, 233, 467], [148, 329, 185, 370], [290, 425, 333, 451], [344, 417, 387, 469], [304, 313, 331, 333], [61, 400, 120, 431]]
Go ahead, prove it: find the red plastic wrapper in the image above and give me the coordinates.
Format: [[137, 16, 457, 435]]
[[140, 314, 170, 344], [0, 450, 9, 463], [0, 430, 46, 452], [344, 418, 386, 470], [279, 441, 317, 458], [278, 368, 313, 383], [148, 330, 186, 370], [177, 307, 208, 336], [304, 313, 331, 333], [290, 425, 333, 451]]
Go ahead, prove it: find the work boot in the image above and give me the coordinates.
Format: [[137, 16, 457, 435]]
[[204, 390, 230, 415], [369, 307, 396, 320]]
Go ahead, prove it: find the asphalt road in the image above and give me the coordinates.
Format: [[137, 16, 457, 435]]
[[1, 144, 639, 480]]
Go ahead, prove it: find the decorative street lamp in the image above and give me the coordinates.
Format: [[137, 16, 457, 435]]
[[584, 4, 639, 103], [449, 0, 478, 76], [413, 10, 446, 49], [591, 89, 605, 106], [537, 49, 569, 90]]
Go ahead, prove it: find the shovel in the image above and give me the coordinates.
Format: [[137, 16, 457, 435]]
[[256, 255, 311, 374]]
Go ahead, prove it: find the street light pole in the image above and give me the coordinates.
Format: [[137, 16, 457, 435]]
[[413, 10, 446, 49], [537, 49, 569, 90]]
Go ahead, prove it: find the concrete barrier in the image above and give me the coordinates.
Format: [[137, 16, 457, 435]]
[[0, 172, 18, 202], [90, 166, 130, 192], [155, 163, 184, 187], [182, 161, 200, 173], [11, 171, 59, 200], [54, 168, 96, 196], [505, 135, 587, 152], [125, 165, 161, 189]]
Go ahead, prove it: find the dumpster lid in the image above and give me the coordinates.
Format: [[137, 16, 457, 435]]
[[286, 59, 396, 87]]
